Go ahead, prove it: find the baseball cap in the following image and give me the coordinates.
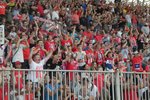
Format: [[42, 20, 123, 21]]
[[15, 61, 21, 65]]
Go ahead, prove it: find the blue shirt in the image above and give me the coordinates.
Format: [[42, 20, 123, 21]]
[[44, 83, 61, 100]]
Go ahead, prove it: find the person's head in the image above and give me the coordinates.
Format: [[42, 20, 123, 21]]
[[81, 77, 89, 94], [107, 52, 112, 58], [21, 33, 28, 40], [133, 51, 139, 56], [52, 54, 60, 63], [49, 72, 57, 84], [11, 26, 16, 32], [92, 62, 97, 70], [144, 23, 149, 27], [15, 61, 22, 69], [37, 40, 44, 48], [25, 80, 33, 91], [47, 35, 53, 41], [77, 44, 82, 51], [33, 54, 41, 63]]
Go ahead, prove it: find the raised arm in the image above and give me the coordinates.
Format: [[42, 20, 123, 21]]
[[28, 48, 34, 64], [44, 50, 53, 64]]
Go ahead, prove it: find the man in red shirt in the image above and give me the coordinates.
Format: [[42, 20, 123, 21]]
[[131, 51, 143, 72]]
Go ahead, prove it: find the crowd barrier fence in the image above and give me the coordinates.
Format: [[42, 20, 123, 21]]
[[0, 69, 149, 100]]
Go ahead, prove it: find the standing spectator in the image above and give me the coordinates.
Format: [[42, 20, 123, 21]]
[[131, 51, 143, 72], [44, 73, 62, 100], [12, 37, 29, 66], [27, 47, 53, 83]]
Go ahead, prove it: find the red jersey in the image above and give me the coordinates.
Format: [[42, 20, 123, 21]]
[[83, 31, 93, 39], [124, 86, 138, 100], [0, 3, 7, 15], [61, 39, 72, 46], [132, 56, 143, 72], [44, 40, 55, 51], [37, 4, 44, 16], [86, 49, 94, 67], [145, 65, 150, 72], [95, 49, 104, 65], [65, 61, 78, 81], [0, 88, 8, 100], [21, 41, 30, 60], [94, 74, 104, 93], [94, 34, 104, 43], [25, 93, 34, 100], [14, 71, 23, 89]]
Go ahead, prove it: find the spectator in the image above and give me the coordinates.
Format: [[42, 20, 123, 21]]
[[27, 48, 52, 83], [44, 72, 62, 100]]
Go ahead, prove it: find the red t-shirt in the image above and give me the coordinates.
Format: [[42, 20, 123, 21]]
[[34, 47, 46, 59], [72, 46, 78, 53], [95, 49, 104, 65], [86, 49, 94, 67], [61, 39, 72, 47], [0, 3, 7, 15], [94, 74, 104, 93], [14, 71, 23, 89], [83, 31, 93, 39], [25, 93, 34, 100], [124, 86, 138, 100], [145, 65, 149, 72], [94, 34, 104, 43], [132, 56, 143, 72], [0, 88, 8, 100], [21, 41, 30, 60], [44, 40, 55, 52], [65, 61, 78, 81], [71, 14, 80, 24], [37, 4, 44, 16]]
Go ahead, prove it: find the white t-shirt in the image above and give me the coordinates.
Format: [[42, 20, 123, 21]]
[[44, 9, 51, 19], [121, 48, 129, 59], [27, 59, 45, 83], [12, 44, 25, 63], [125, 14, 131, 24], [52, 11, 59, 20], [88, 84, 98, 98], [77, 51, 86, 66], [0, 45, 6, 64], [9, 32, 17, 39], [141, 26, 149, 36]]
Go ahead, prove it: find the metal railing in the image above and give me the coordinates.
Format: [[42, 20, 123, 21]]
[[0, 69, 150, 100]]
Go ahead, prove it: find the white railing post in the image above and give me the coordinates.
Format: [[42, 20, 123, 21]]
[[115, 69, 121, 100]]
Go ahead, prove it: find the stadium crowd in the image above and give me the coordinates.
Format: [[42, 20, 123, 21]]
[[0, 0, 150, 100]]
